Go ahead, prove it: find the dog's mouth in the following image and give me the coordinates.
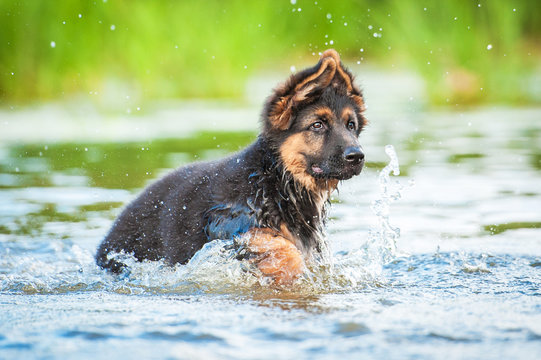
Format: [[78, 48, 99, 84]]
[[310, 161, 364, 180], [311, 165, 325, 175]]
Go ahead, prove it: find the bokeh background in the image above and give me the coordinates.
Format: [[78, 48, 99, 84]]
[[2, 2, 541, 359], [1, 0, 540, 107]]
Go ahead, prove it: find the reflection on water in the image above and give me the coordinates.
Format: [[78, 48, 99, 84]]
[[1, 131, 255, 190], [1, 105, 541, 359]]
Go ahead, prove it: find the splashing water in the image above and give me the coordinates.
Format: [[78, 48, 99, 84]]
[[327, 145, 403, 288], [368, 144, 402, 263], [1, 145, 404, 294]]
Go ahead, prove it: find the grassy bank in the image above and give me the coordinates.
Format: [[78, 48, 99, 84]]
[[1, 0, 540, 106]]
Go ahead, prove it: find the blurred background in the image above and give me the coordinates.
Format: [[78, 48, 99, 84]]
[[1, 0, 540, 108], [1, 3, 541, 358]]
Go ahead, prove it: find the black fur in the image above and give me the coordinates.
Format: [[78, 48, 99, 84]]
[[96, 137, 326, 272]]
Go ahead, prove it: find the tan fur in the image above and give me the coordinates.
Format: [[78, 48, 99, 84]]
[[321, 49, 353, 92], [243, 227, 304, 285], [279, 133, 318, 192], [294, 56, 337, 93], [352, 95, 367, 114], [341, 107, 355, 123], [314, 107, 335, 123], [279, 132, 338, 205]]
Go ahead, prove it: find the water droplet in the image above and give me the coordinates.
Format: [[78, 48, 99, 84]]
[[110, 24, 115, 31], [290, 0, 296, 4], [50, 41, 56, 48], [78, 14, 82, 18], [344, 22, 348, 26], [326, 13, 332, 19], [329, 40, 334, 45], [486, 44, 493, 50], [290, 65, 296, 72], [368, 25, 373, 30]]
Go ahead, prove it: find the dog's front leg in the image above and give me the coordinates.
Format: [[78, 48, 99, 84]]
[[242, 228, 304, 285]]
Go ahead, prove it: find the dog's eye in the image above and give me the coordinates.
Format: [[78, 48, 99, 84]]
[[347, 121, 356, 131], [311, 121, 324, 130]]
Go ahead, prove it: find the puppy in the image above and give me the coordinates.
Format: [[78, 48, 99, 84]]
[[96, 49, 366, 284]]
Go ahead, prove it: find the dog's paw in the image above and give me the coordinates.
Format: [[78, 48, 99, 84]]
[[243, 228, 305, 285]]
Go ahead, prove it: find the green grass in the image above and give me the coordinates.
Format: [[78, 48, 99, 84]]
[[1, 0, 540, 106]]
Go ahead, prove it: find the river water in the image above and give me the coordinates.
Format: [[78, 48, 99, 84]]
[[1, 72, 540, 359]]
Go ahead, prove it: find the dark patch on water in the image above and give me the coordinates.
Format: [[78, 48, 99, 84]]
[[335, 322, 371, 337], [483, 222, 541, 235], [142, 330, 224, 343], [427, 332, 481, 343], [447, 153, 485, 163], [61, 330, 111, 340], [0, 342, 34, 350]]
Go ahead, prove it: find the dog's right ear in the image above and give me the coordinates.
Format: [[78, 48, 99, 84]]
[[264, 53, 338, 131]]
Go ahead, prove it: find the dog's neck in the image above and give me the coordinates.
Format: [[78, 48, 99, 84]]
[[253, 136, 335, 255]]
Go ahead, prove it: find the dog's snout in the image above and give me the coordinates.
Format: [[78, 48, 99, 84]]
[[343, 147, 364, 163]]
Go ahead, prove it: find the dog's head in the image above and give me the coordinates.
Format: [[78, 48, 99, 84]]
[[262, 49, 367, 192]]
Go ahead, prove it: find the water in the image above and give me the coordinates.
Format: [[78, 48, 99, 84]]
[[1, 96, 541, 358]]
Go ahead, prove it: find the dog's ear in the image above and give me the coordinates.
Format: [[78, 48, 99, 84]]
[[264, 49, 365, 131], [265, 51, 341, 131], [322, 49, 366, 115]]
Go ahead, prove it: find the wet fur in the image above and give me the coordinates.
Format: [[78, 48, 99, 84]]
[[96, 49, 366, 281]]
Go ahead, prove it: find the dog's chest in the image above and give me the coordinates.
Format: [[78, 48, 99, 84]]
[[204, 203, 257, 240]]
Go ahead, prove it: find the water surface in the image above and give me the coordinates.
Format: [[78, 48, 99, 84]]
[[1, 101, 540, 359]]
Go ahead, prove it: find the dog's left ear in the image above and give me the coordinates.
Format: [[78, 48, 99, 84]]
[[264, 49, 364, 131]]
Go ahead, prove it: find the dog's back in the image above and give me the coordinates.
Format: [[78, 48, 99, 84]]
[[96, 141, 264, 272]]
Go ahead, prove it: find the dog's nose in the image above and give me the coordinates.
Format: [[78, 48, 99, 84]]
[[343, 147, 365, 163]]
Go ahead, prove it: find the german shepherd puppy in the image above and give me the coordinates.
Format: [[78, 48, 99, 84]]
[[96, 49, 366, 284]]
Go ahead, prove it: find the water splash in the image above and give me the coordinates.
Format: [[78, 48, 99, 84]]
[[368, 144, 402, 263], [327, 145, 403, 288], [0, 145, 405, 294]]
